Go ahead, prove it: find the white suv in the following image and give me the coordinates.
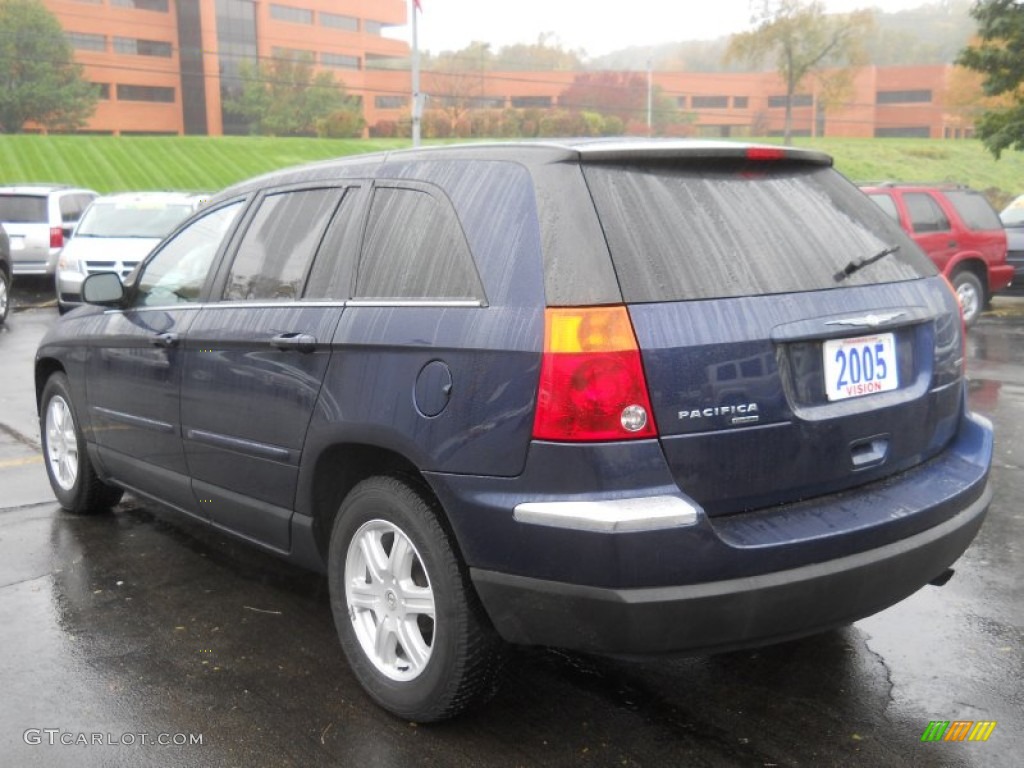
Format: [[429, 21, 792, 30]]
[[0, 185, 98, 276]]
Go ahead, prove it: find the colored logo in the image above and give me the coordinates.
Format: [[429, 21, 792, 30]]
[[921, 721, 997, 742]]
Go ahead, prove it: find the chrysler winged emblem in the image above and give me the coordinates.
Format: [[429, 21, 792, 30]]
[[825, 311, 906, 328]]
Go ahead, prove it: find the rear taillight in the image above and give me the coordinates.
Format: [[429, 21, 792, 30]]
[[942, 275, 967, 374], [533, 306, 658, 441], [50, 227, 63, 249]]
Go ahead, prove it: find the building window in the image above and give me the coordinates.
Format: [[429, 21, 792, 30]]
[[676, 96, 687, 108], [117, 84, 176, 103], [272, 47, 315, 62], [364, 21, 385, 35], [692, 95, 729, 109], [111, 0, 170, 10], [270, 4, 313, 24], [511, 96, 552, 108], [876, 89, 932, 105], [67, 32, 106, 52], [321, 52, 361, 70], [321, 12, 358, 31], [733, 96, 748, 109], [874, 126, 931, 138], [375, 95, 407, 109], [92, 83, 111, 100], [114, 37, 173, 57], [768, 93, 813, 108]]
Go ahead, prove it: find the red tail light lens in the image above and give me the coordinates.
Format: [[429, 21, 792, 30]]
[[746, 147, 785, 161], [50, 226, 63, 249], [941, 275, 967, 374], [533, 306, 658, 441]]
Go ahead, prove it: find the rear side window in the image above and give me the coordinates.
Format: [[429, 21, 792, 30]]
[[583, 161, 934, 303], [866, 192, 900, 223], [224, 188, 342, 301], [355, 185, 483, 301], [0, 195, 47, 223], [944, 189, 1002, 231], [904, 192, 950, 233], [59, 194, 92, 223]]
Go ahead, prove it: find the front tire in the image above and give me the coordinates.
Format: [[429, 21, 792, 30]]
[[952, 270, 985, 327], [327, 475, 504, 722], [40, 373, 123, 513]]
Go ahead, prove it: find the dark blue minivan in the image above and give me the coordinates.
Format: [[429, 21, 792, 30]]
[[35, 141, 993, 721]]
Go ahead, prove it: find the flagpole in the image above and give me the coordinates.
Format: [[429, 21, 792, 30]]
[[411, 0, 421, 147]]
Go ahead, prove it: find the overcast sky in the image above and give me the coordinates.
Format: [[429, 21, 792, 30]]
[[393, 1, 939, 57]]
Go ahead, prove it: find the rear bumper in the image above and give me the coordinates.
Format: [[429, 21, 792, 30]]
[[988, 263, 1015, 293], [430, 409, 993, 655], [472, 482, 989, 654]]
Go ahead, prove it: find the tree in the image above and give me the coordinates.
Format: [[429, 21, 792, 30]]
[[223, 54, 361, 137], [957, 0, 1024, 158], [558, 72, 681, 135], [725, 0, 873, 142], [0, 0, 98, 133]]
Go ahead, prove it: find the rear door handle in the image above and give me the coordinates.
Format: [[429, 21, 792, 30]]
[[270, 332, 317, 353], [151, 332, 179, 348]]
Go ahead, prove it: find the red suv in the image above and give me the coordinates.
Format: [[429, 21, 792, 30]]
[[861, 184, 1013, 325]]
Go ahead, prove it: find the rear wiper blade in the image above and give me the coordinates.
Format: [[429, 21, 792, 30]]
[[834, 245, 900, 281]]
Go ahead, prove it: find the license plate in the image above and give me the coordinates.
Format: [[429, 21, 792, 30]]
[[822, 333, 898, 402]]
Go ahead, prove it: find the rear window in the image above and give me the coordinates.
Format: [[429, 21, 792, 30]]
[[78, 202, 194, 238], [0, 195, 47, 223], [582, 161, 935, 303], [944, 189, 1003, 231]]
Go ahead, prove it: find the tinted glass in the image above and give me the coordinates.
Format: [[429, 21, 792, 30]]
[[224, 189, 341, 301], [944, 189, 1002, 231], [304, 190, 361, 300], [866, 192, 900, 222], [135, 202, 242, 306], [904, 193, 949, 233], [0, 195, 47, 223], [583, 161, 933, 303], [356, 187, 483, 300]]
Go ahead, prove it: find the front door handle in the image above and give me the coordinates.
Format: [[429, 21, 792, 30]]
[[270, 332, 317, 353], [151, 332, 179, 348]]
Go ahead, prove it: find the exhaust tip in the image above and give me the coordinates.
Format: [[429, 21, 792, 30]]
[[929, 568, 955, 587]]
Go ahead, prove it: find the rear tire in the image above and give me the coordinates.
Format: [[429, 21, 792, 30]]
[[40, 373, 124, 514], [952, 270, 985, 327], [327, 475, 504, 722], [0, 269, 9, 325]]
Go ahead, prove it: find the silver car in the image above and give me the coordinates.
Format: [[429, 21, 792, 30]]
[[1000, 194, 1024, 285], [55, 191, 207, 313], [0, 185, 98, 276]]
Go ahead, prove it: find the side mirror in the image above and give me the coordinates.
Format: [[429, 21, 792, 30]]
[[81, 272, 125, 306]]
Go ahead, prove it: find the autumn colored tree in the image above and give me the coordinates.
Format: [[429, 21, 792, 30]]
[[558, 72, 680, 134], [957, 0, 1024, 158], [726, 0, 873, 143]]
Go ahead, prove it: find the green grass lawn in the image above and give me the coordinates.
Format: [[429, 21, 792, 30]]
[[1, 134, 1022, 206]]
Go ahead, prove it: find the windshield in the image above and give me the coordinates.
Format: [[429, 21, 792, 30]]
[[77, 202, 193, 238], [1001, 197, 1024, 228]]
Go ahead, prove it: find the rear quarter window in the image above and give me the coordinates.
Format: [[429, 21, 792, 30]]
[[944, 189, 1003, 231], [582, 160, 934, 303]]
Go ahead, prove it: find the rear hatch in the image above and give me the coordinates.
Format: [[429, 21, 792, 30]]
[[580, 148, 964, 515], [0, 193, 49, 270]]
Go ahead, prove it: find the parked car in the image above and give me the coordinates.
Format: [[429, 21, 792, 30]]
[[36, 141, 993, 722], [55, 191, 206, 313], [0, 222, 10, 325], [999, 193, 1024, 285], [0, 185, 98, 277], [860, 183, 1013, 324]]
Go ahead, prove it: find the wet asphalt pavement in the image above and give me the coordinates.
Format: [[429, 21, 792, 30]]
[[1, 279, 1021, 767]]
